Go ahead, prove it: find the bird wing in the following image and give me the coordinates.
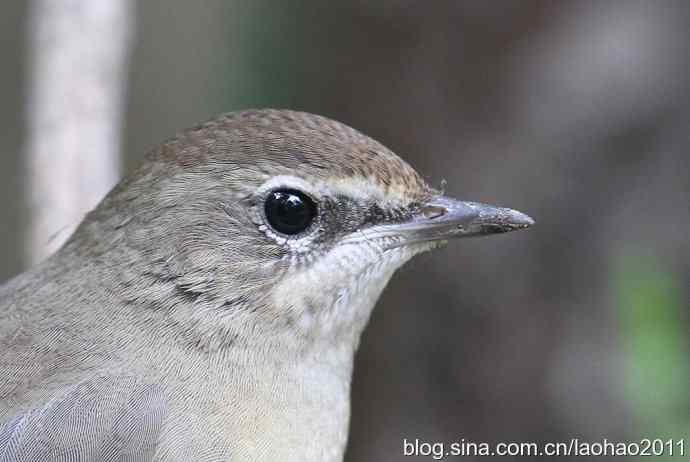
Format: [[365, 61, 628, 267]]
[[0, 375, 166, 462]]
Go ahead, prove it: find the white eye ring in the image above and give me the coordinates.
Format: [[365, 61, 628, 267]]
[[253, 176, 323, 252], [263, 189, 318, 236]]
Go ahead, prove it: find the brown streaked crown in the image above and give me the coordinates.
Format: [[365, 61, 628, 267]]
[[151, 109, 433, 202]]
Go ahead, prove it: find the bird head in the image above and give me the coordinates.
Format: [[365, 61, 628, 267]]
[[70, 110, 533, 356]]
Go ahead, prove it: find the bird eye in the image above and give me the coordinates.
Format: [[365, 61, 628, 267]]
[[264, 189, 317, 235]]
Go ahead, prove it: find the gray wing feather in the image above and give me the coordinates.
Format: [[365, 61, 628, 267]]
[[0, 375, 166, 462]]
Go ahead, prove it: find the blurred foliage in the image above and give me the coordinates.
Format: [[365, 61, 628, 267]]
[[219, 1, 310, 111], [615, 254, 689, 460]]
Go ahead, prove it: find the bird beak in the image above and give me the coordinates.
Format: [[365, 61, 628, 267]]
[[409, 195, 535, 241], [342, 196, 534, 249]]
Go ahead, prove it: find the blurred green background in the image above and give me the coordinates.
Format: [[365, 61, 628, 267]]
[[1, 1, 688, 460]]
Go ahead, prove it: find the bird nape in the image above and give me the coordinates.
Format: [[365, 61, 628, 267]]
[[0, 109, 533, 462]]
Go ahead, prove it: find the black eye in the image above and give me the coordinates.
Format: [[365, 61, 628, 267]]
[[264, 189, 317, 235]]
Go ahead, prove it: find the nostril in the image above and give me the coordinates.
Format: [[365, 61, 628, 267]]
[[421, 205, 447, 220]]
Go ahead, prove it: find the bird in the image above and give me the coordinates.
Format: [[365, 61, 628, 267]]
[[0, 109, 533, 461]]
